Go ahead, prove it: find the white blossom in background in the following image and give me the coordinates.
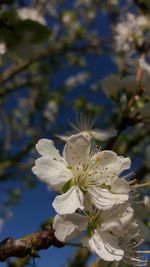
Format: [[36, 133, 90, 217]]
[[0, 43, 6, 55], [75, 0, 92, 7], [139, 58, 150, 74], [32, 134, 131, 215], [53, 203, 134, 262], [144, 196, 150, 209], [119, 219, 147, 266], [109, 0, 118, 5], [114, 13, 150, 53], [43, 100, 58, 123], [64, 72, 90, 90], [57, 115, 117, 142], [101, 74, 140, 99], [17, 8, 46, 25], [12, 94, 37, 138], [62, 12, 74, 24]]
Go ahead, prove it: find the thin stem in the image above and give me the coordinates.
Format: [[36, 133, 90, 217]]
[[66, 242, 83, 248], [136, 181, 150, 189]]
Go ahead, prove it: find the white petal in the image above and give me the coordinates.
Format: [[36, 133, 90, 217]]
[[52, 186, 84, 215], [53, 213, 88, 242], [139, 58, 150, 74], [55, 134, 70, 142], [88, 186, 128, 210], [84, 229, 124, 261], [111, 178, 130, 194], [101, 203, 134, 235], [32, 156, 71, 191], [91, 151, 131, 184], [63, 134, 90, 167], [90, 128, 117, 141], [36, 139, 65, 162]]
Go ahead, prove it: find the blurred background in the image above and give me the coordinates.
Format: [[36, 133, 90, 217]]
[[0, 0, 150, 266]]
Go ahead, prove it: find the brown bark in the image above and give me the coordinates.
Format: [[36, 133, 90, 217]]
[[0, 224, 64, 262]]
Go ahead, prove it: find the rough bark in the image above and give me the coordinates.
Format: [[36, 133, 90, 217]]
[[0, 224, 64, 262]]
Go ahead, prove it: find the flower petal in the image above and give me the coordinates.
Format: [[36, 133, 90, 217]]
[[63, 134, 90, 167], [91, 150, 131, 184], [32, 156, 72, 191], [53, 213, 88, 242], [52, 186, 84, 215], [88, 186, 128, 210], [55, 134, 70, 142], [91, 128, 117, 141], [36, 138, 64, 162], [84, 229, 124, 261], [101, 203, 134, 235], [111, 178, 130, 194]]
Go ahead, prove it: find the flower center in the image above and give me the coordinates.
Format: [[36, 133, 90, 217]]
[[73, 163, 97, 192]]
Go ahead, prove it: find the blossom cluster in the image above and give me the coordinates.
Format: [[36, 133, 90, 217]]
[[114, 12, 150, 53], [32, 127, 147, 266]]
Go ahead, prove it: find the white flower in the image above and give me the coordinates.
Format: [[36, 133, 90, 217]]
[[101, 74, 139, 99], [114, 13, 150, 53], [53, 203, 134, 262], [57, 115, 117, 142], [0, 43, 6, 55], [64, 72, 90, 89], [17, 8, 46, 25], [119, 220, 147, 266], [139, 58, 150, 74], [53, 213, 88, 242], [32, 134, 131, 215], [143, 195, 150, 209], [43, 100, 58, 123]]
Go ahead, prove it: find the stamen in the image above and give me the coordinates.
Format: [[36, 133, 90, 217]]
[[137, 251, 150, 254], [136, 181, 150, 189], [69, 113, 96, 132]]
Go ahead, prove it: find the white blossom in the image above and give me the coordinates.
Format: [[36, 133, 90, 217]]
[[32, 134, 131, 215], [114, 13, 150, 53], [17, 8, 46, 25], [53, 203, 134, 262], [64, 72, 90, 89], [144, 195, 150, 209], [0, 43, 6, 55], [139, 58, 150, 74], [57, 115, 117, 142], [43, 100, 58, 123], [119, 220, 147, 266], [101, 74, 140, 99]]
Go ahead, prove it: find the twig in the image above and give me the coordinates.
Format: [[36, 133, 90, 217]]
[[0, 224, 64, 262], [0, 41, 101, 87], [105, 52, 146, 151]]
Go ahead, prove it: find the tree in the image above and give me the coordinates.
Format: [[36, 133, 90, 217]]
[[0, 0, 150, 266]]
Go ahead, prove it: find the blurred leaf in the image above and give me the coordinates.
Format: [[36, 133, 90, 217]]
[[0, 11, 50, 52]]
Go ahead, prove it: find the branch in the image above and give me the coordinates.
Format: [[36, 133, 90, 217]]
[[105, 54, 145, 151], [0, 79, 40, 98], [0, 224, 64, 262], [0, 41, 101, 88]]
